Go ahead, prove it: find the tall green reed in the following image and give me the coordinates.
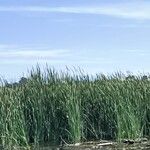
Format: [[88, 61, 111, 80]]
[[0, 66, 149, 148]]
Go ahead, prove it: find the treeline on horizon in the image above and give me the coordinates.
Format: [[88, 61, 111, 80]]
[[0, 66, 149, 149], [3, 73, 150, 88]]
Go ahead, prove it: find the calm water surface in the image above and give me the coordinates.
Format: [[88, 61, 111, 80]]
[[35, 141, 150, 150]]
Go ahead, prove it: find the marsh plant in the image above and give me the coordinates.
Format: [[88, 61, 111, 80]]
[[0, 66, 149, 149]]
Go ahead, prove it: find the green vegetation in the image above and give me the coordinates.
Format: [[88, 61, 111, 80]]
[[0, 66, 149, 149]]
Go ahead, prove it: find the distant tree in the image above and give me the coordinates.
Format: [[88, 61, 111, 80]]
[[5, 82, 12, 88], [5, 82, 18, 88], [125, 75, 136, 80], [5, 77, 28, 88], [141, 75, 148, 80], [12, 82, 19, 87], [19, 77, 27, 85]]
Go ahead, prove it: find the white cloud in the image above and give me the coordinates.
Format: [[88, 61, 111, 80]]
[[126, 49, 150, 56], [0, 44, 16, 49], [0, 44, 118, 66], [0, 2, 150, 20], [0, 45, 71, 64], [0, 49, 69, 59]]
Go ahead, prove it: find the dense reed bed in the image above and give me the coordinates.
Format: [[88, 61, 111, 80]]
[[0, 67, 149, 149]]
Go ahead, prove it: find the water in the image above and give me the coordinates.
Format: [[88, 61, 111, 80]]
[[35, 141, 150, 150]]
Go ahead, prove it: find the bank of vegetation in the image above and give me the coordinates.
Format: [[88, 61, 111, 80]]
[[0, 66, 149, 149]]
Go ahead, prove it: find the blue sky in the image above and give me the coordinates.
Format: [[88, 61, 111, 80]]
[[0, 0, 150, 81]]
